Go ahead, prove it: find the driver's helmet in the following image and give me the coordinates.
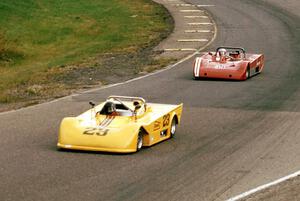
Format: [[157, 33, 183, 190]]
[[219, 48, 227, 56], [105, 101, 116, 114]]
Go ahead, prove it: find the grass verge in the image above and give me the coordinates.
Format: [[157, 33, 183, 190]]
[[0, 0, 174, 111]]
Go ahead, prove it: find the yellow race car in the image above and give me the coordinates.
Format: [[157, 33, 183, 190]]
[[57, 96, 183, 153]]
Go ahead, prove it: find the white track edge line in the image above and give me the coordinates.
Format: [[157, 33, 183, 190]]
[[226, 170, 300, 201], [0, 2, 217, 116]]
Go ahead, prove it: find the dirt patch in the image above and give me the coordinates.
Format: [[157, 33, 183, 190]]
[[0, 43, 176, 112]]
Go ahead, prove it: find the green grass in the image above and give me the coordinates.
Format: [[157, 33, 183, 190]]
[[0, 0, 172, 104]]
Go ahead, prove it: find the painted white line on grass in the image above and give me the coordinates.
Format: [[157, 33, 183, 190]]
[[196, 5, 215, 7], [188, 22, 213, 25], [177, 39, 208, 42], [167, 0, 181, 3], [184, 16, 208, 18], [227, 170, 300, 201], [174, 4, 194, 7], [185, 30, 211, 33], [180, 10, 203, 13]]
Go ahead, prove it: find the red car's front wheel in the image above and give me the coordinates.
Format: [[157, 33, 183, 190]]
[[244, 66, 251, 80]]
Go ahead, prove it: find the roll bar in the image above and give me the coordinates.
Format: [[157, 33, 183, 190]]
[[216, 46, 246, 59], [107, 95, 146, 105], [107, 96, 147, 116]]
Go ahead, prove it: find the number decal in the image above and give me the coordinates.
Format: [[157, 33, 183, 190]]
[[163, 114, 170, 127], [83, 127, 95, 135], [83, 127, 109, 136], [215, 64, 226, 69]]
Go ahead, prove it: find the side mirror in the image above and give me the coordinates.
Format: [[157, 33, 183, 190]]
[[133, 101, 141, 110], [89, 101, 95, 108], [133, 101, 141, 120], [135, 105, 141, 111]]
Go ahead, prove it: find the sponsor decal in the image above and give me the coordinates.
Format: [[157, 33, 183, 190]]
[[163, 114, 170, 127], [215, 64, 226, 69], [99, 116, 115, 128], [153, 120, 161, 131]]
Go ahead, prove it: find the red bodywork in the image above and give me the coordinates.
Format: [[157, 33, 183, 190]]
[[193, 47, 265, 80]]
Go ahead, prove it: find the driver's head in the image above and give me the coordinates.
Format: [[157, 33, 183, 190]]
[[219, 48, 227, 56], [105, 101, 116, 114]]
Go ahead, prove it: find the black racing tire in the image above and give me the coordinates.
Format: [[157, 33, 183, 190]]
[[246, 67, 251, 79], [255, 66, 260, 73], [170, 118, 177, 138], [57, 147, 63, 151], [136, 132, 143, 152]]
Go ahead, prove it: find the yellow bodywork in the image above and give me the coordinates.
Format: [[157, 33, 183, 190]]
[[57, 96, 183, 153]]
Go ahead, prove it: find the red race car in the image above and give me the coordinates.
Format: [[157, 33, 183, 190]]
[[193, 47, 264, 80]]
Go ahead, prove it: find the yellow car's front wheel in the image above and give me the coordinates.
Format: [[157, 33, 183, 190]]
[[136, 132, 143, 152]]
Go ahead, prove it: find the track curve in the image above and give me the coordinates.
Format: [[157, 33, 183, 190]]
[[0, 1, 300, 201]]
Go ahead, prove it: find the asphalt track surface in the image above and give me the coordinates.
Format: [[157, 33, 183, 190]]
[[1, 1, 300, 201]]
